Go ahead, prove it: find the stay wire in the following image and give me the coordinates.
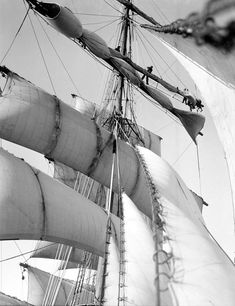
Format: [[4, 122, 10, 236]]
[[0, 243, 56, 263], [134, 85, 180, 125], [172, 141, 193, 165], [196, 143, 202, 196], [0, 5, 30, 65], [24, 2, 57, 95], [136, 26, 187, 89], [150, 0, 170, 24], [104, 0, 123, 15], [92, 16, 122, 34], [35, 14, 82, 97], [135, 28, 162, 77], [74, 12, 119, 18], [13, 241, 27, 262], [224, 153, 235, 236]]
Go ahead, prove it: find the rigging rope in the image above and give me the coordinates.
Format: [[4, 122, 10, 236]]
[[136, 27, 186, 89], [224, 153, 235, 237], [36, 14, 83, 97], [0, 243, 56, 263], [0, 5, 30, 65], [196, 144, 202, 196], [13, 241, 27, 262], [172, 141, 193, 165], [135, 28, 162, 78], [24, 2, 57, 95]]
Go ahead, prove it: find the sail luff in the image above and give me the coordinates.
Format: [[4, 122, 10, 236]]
[[138, 146, 235, 306], [155, 37, 235, 233]]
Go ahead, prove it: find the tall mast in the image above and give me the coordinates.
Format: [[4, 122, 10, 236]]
[[118, 4, 130, 114]]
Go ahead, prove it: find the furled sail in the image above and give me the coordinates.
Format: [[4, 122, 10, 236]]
[[25, 1, 205, 142], [109, 57, 205, 143], [27, 1, 83, 39], [80, 29, 111, 59], [0, 147, 120, 256], [23, 264, 94, 306], [137, 146, 235, 306]]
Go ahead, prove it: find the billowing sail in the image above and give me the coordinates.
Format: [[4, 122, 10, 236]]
[[26, 264, 75, 306], [137, 146, 235, 306], [24, 264, 94, 306], [155, 40, 235, 225], [0, 147, 120, 256], [102, 193, 171, 305], [102, 235, 120, 305], [54, 162, 108, 209], [0, 292, 30, 306], [120, 193, 157, 306], [0, 67, 155, 218], [0, 67, 204, 217], [32, 241, 99, 270]]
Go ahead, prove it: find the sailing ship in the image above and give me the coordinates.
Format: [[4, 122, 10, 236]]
[[0, 0, 235, 305]]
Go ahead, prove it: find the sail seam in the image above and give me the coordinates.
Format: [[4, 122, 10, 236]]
[[45, 95, 62, 161], [87, 122, 113, 176], [26, 165, 47, 240]]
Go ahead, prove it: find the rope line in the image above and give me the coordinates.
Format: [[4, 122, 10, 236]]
[[196, 144, 202, 196], [25, 4, 57, 95], [0, 6, 30, 65], [36, 14, 83, 97], [0, 243, 56, 263]]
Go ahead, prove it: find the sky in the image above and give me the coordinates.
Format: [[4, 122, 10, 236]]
[[0, 0, 234, 301]]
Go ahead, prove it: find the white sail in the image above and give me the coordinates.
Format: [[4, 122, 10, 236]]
[[153, 39, 235, 223], [31, 241, 99, 270], [102, 235, 120, 305], [25, 264, 94, 306], [0, 292, 30, 306], [103, 192, 169, 306], [0, 147, 121, 256], [26, 265, 75, 306], [0, 68, 154, 218], [138, 146, 235, 306], [121, 193, 157, 306], [73, 96, 162, 155]]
